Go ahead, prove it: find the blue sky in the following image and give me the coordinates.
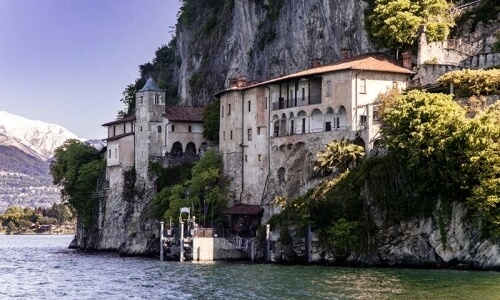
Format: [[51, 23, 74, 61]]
[[0, 0, 181, 139]]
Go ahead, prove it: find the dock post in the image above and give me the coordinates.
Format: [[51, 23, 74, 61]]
[[305, 224, 312, 264], [265, 224, 270, 262], [180, 222, 185, 262], [160, 221, 164, 261]]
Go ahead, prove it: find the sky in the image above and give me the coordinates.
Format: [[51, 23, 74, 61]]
[[0, 0, 181, 139]]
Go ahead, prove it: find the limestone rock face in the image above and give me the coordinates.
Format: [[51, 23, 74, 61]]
[[176, 0, 372, 104], [347, 202, 500, 269]]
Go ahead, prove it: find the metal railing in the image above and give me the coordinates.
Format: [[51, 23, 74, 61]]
[[272, 95, 322, 111]]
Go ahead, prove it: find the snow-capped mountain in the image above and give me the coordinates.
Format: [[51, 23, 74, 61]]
[[0, 111, 83, 160]]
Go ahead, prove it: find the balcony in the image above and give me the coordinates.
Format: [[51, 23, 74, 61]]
[[272, 95, 322, 111]]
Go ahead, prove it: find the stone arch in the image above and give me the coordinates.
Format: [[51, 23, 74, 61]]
[[186, 142, 196, 156], [272, 145, 278, 151], [297, 110, 307, 134], [325, 107, 334, 131], [337, 105, 347, 129], [353, 137, 366, 152], [277, 167, 286, 185], [171, 141, 183, 156], [310, 108, 323, 133], [279, 145, 286, 152], [287, 143, 293, 150], [295, 142, 306, 150]]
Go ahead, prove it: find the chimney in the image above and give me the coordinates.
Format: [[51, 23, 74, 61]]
[[237, 76, 247, 88], [311, 58, 322, 68], [402, 52, 412, 69], [228, 77, 238, 88], [341, 48, 350, 59]]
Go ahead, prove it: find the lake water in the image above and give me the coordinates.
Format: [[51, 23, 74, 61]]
[[0, 235, 499, 299]]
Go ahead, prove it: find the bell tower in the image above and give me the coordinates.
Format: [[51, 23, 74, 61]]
[[134, 78, 166, 178]]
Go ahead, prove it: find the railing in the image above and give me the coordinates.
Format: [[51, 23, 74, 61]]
[[216, 236, 255, 250], [272, 95, 322, 111]]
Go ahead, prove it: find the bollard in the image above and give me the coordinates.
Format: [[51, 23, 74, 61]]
[[160, 221, 164, 261]]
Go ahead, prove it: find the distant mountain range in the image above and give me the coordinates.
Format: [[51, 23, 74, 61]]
[[0, 111, 103, 212]]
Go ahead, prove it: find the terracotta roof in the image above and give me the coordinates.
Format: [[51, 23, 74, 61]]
[[104, 132, 134, 142], [102, 116, 136, 127], [215, 52, 412, 97], [163, 106, 205, 122], [223, 204, 264, 216]]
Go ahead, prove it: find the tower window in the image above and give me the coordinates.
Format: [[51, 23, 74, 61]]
[[154, 94, 159, 105], [139, 96, 143, 105], [115, 149, 117, 158], [188, 125, 192, 132], [230, 130, 233, 140], [222, 106, 224, 117], [359, 79, 367, 94], [172, 125, 175, 132], [223, 131, 225, 141], [257, 127, 261, 135], [326, 80, 332, 96], [258, 154, 261, 161], [113, 126, 116, 136], [245, 155, 248, 162], [108, 150, 111, 158], [158, 126, 161, 133], [248, 128, 252, 141], [248, 101, 251, 112], [228, 104, 231, 115]]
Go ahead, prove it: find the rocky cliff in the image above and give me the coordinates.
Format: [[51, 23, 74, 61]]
[[175, 0, 372, 104]]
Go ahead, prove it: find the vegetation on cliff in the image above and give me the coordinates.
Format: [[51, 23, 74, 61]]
[[152, 150, 227, 227], [271, 89, 500, 258], [366, 0, 454, 52], [50, 140, 104, 228]]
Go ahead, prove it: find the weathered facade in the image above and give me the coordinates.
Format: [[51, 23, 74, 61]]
[[217, 53, 412, 219]]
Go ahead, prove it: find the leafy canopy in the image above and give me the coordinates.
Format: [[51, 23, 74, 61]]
[[50, 140, 104, 228], [366, 0, 453, 51]]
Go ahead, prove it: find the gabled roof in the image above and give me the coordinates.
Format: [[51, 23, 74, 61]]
[[216, 52, 412, 96], [139, 77, 161, 92], [103, 132, 134, 142], [102, 116, 136, 127], [223, 204, 264, 216], [163, 106, 205, 122]]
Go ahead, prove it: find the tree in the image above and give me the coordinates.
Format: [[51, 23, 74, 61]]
[[50, 140, 104, 228], [437, 69, 500, 97], [202, 100, 220, 141], [314, 139, 365, 175], [366, 0, 453, 51]]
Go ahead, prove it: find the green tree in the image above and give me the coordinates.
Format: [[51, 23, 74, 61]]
[[366, 0, 453, 51], [202, 100, 220, 141], [50, 140, 104, 228], [314, 139, 365, 175]]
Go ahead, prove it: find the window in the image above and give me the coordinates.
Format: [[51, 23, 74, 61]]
[[108, 150, 111, 158], [248, 101, 251, 112], [123, 123, 126, 133], [326, 122, 332, 132], [248, 128, 252, 141], [373, 110, 380, 121], [113, 126, 116, 136], [245, 155, 248, 162], [230, 130, 233, 140], [223, 131, 225, 141], [188, 125, 192, 132], [171, 125, 175, 132], [228, 104, 231, 115], [258, 154, 262, 161], [265, 97, 268, 109], [115, 149, 117, 158], [158, 126, 161, 133], [393, 81, 398, 89], [154, 94, 159, 105], [257, 127, 261, 135], [360, 115, 367, 124], [326, 80, 332, 96], [140, 126, 143, 132], [139, 96, 143, 105], [359, 79, 366, 94], [221, 106, 224, 117], [302, 88, 305, 100]]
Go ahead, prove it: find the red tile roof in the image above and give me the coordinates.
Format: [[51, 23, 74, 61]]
[[163, 106, 205, 122], [216, 52, 412, 96], [102, 116, 136, 127], [223, 204, 264, 216], [104, 132, 134, 142]]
